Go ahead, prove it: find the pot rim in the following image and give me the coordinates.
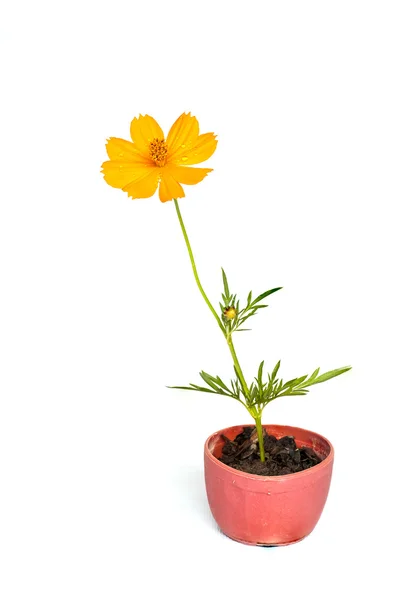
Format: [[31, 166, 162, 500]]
[[204, 423, 334, 482]]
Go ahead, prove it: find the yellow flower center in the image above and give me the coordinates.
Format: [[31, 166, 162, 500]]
[[149, 138, 168, 167], [223, 306, 237, 320]]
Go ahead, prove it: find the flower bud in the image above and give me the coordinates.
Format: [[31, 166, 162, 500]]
[[223, 306, 237, 320]]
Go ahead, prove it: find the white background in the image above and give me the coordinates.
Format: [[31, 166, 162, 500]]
[[1, 1, 418, 598]]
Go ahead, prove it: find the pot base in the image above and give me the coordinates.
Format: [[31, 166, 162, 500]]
[[223, 531, 308, 547]]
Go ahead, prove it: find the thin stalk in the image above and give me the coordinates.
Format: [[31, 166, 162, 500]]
[[226, 335, 250, 397], [174, 199, 224, 334], [174, 198, 256, 455], [255, 414, 266, 462]]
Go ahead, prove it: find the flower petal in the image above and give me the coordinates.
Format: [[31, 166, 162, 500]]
[[130, 115, 165, 155], [159, 170, 185, 203], [105, 137, 152, 164], [102, 160, 159, 196], [171, 132, 218, 165], [166, 113, 199, 159], [123, 169, 160, 199], [166, 165, 212, 185]]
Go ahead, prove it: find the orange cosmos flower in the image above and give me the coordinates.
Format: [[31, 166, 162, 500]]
[[101, 113, 217, 203]]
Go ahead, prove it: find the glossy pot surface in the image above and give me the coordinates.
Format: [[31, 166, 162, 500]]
[[204, 424, 334, 546]]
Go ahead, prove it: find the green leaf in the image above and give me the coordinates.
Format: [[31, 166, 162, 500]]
[[221, 268, 230, 298], [302, 367, 320, 386], [271, 359, 281, 381], [309, 367, 320, 380], [167, 385, 195, 390], [257, 361, 264, 388], [168, 385, 217, 394], [249, 304, 268, 310], [239, 309, 258, 324], [251, 287, 282, 306], [214, 376, 231, 392], [311, 366, 352, 385], [199, 371, 223, 392], [247, 291, 252, 305], [282, 375, 308, 389]]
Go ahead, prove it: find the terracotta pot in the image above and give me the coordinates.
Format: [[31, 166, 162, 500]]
[[204, 424, 334, 546]]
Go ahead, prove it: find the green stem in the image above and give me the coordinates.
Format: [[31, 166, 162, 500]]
[[174, 199, 224, 334], [226, 335, 250, 397], [255, 414, 266, 462], [174, 197, 254, 451]]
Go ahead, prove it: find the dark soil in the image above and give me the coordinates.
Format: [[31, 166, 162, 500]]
[[219, 426, 323, 476]]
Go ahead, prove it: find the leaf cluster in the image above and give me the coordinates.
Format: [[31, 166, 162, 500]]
[[220, 269, 281, 334], [170, 363, 352, 414], [245, 362, 352, 410], [170, 267, 351, 417]]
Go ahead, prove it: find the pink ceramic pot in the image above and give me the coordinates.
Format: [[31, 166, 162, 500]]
[[204, 424, 334, 546]]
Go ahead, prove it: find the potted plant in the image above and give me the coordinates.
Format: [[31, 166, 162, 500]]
[[102, 112, 351, 546]]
